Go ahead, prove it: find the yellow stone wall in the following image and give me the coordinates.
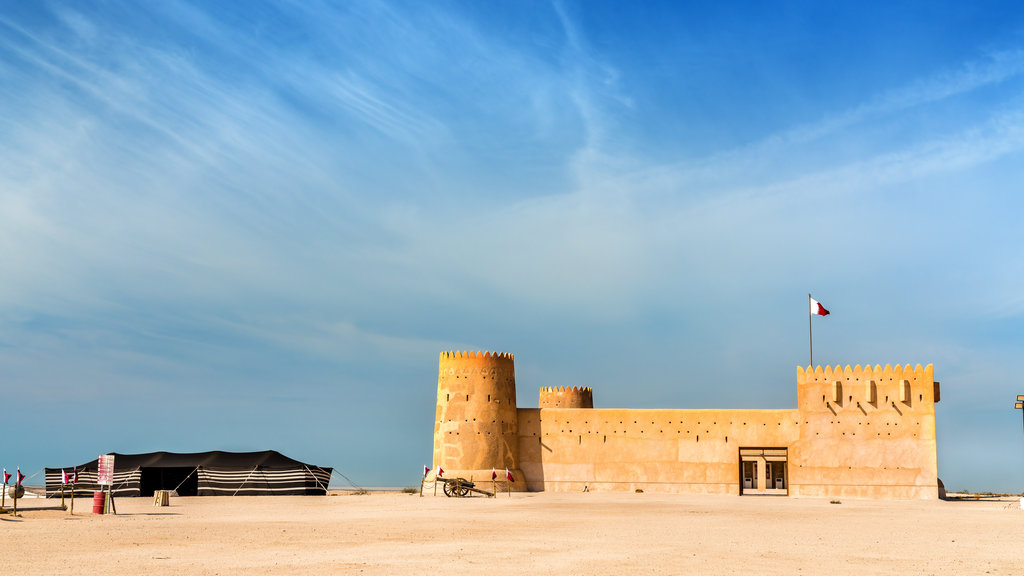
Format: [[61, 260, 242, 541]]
[[433, 352, 940, 499], [518, 408, 799, 494]]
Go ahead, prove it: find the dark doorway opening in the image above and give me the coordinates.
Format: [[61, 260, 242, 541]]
[[738, 447, 788, 496], [140, 467, 198, 496]]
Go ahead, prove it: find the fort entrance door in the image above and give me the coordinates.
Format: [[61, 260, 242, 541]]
[[739, 448, 788, 496]]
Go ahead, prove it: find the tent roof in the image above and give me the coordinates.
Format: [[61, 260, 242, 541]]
[[49, 450, 327, 471]]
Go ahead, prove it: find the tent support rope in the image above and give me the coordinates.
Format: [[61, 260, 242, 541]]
[[232, 466, 260, 496], [113, 467, 141, 491], [171, 466, 200, 494], [330, 469, 364, 492], [303, 465, 328, 493]]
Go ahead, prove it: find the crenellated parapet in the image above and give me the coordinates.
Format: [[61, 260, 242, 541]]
[[439, 350, 514, 361], [796, 363, 938, 411], [797, 363, 933, 383], [538, 386, 594, 409]]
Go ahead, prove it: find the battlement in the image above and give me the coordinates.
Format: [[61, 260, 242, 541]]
[[797, 363, 933, 383], [539, 386, 593, 394], [538, 386, 594, 409], [796, 363, 938, 410], [439, 350, 514, 361]]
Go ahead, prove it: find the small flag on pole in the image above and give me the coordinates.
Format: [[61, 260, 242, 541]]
[[811, 295, 827, 313], [3, 468, 9, 484], [808, 294, 830, 366], [810, 297, 830, 316], [491, 468, 497, 480], [62, 469, 69, 485], [423, 465, 430, 478], [437, 467, 444, 478], [505, 468, 514, 483], [73, 468, 79, 484], [17, 467, 25, 486]]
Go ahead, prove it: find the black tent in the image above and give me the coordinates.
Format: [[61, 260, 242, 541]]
[[45, 450, 332, 497]]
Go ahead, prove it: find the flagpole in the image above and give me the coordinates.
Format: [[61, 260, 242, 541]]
[[808, 293, 813, 367]]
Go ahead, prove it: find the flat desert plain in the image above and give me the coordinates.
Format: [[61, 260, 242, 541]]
[[3, 491, 1022, 575]]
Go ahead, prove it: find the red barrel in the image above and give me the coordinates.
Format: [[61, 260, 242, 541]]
[[92, 491, 106, 514]]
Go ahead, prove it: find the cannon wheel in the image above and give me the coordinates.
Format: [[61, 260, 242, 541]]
[[442, 480, 472, 498]]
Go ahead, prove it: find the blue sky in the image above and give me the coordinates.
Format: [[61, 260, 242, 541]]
[[2, 0, 1023, 491]]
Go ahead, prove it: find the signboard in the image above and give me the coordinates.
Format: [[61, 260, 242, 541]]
[[97, 454, 115, 486]]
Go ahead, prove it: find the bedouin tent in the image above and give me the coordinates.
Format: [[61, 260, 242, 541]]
[[44, 450, 332, 497]]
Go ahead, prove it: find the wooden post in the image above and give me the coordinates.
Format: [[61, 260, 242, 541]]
[[61, 484, 66, 510], [106, 484, 117, 515], [70, 482, 75, 515]]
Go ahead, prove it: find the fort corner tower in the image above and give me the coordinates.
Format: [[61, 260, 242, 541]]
[[433, 351, 524, 486]]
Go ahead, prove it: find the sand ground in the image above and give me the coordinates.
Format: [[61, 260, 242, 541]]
[[3, 490, 1022, 575]]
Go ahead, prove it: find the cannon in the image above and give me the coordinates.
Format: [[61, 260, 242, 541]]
[[440, 477, 494, 498]]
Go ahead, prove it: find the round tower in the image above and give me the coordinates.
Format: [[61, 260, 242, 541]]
[[433, 351, 524, 487], [538, 386, 594, 409]]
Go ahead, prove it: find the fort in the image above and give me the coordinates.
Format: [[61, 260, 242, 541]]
[[432, 351, 941, 499]]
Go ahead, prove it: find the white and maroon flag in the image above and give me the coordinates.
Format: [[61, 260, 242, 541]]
[[437, 467, 444, 478], [2, 468, 8, 484], [61, 469, 69, 485], [72, 468, 79, 484], [505, 468, 514, 483], [810, 297, 830, 316], [423, 465, 430, 478], [17, 467, 25, 486], [491, 468, 497, 480]]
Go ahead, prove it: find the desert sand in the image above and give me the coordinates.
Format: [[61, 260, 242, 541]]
[[3, 490, 1022, 575]]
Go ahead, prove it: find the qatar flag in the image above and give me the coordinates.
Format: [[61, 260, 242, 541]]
[[3, 468, 8, 484], [72, 469, 79, 484], [423, 465, 430, 478], [17, 467, 25, 486], [62, 470, 69, 485], [491, 468, 497, 480], [810, 297, 830, 316], [437, 467, 444, 478], [505, 468, 514, 483]]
